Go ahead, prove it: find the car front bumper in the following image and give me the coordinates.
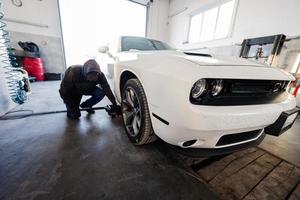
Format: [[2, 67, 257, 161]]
[[150, 93, 297, 149]]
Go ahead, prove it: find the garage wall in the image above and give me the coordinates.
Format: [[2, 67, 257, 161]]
[[2, 0, 66, 73], [0, 0, 65, 116], [168, 0, 300, 50], [146, 0, 169, 41]]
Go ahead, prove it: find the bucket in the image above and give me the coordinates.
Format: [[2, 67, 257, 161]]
[[23, 57, 45, 81]]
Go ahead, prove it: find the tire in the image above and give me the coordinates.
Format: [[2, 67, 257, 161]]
[[121, 78, 157, 145]]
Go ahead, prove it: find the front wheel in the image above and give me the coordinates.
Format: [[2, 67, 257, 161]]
[[121, 78, 157, 145]]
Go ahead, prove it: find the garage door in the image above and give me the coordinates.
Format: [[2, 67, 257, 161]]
[[58, 0, 147, 67]]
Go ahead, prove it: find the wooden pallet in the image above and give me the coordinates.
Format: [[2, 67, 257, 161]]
[[189, 148, 300, 200]]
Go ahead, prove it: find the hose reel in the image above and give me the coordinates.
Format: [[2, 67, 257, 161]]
[[0, 11, 30, 104]]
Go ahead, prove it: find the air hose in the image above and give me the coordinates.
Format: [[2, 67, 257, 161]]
[[0, 106, 119, 120], [0, 11, 29, 104]]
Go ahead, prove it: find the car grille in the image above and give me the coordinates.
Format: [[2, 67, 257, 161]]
[[191, 79, 289, 106], [216, 129, 263, 146], [229, 79, 287, 95]]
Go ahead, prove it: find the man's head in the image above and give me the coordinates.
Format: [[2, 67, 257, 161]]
[[83, 59, 101, 82]]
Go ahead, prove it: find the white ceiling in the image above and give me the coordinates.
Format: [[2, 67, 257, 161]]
[[128, 0, 150, 6]]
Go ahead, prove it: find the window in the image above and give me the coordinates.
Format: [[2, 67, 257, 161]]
[[188, 0, 236, 43], [121, 36, 174, 52]]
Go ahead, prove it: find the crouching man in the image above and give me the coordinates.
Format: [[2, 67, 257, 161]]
[[59, 59, 120, 119]]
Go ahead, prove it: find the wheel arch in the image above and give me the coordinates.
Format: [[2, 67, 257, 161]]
[[119, 70, 140, 95], [118, 68, 153, 120]]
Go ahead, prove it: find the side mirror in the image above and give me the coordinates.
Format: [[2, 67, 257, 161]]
[[98, 45, 116, 60], [98, 46, 109, 54]]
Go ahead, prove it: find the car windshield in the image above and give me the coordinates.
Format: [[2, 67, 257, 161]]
[[121, 36, 174, 52]]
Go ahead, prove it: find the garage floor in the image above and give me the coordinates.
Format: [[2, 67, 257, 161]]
[[0, 81, 216, 200], [188, 147, 300, 199], [1, 81, 300, 200]]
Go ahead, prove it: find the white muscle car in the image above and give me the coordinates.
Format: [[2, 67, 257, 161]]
[[99, 36, 299, 155]]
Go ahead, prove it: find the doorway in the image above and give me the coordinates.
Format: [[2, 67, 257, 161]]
[[58, 0, 147, 70]]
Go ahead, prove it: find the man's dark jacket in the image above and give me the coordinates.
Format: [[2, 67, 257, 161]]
[[59, 59, 116, 106]]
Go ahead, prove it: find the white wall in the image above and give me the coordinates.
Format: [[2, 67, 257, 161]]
[[233, 0, 300, 43], [2, 0, 66, 74], [3, 0, 61, 37], [168, 0, 300, 50], [146, 0, 170, 41]]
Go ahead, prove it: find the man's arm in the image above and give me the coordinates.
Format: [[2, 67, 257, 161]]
[[98, 73, 117, 105]]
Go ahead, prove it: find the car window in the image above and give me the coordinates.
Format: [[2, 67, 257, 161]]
[[121, 36, 174, 52], [151, 40, 173, 50]]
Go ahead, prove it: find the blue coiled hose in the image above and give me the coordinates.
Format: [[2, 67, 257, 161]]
[[0, 11, 28, 104]]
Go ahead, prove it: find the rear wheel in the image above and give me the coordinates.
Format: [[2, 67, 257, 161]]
[[121, 78, 157, 145]]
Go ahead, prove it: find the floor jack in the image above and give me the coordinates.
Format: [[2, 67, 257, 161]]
[[0, 105, 122, 120]]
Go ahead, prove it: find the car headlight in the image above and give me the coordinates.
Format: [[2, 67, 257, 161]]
[[191, 79, 206, 99], [211, 80, 224, 96]]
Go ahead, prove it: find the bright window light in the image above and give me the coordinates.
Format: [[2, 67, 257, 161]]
[[59, 0, 146, 67], [200, 7, 218, 42], [188, 13, 203, 43], [215, 0, 235, 39], [188, 0, 236, 43]]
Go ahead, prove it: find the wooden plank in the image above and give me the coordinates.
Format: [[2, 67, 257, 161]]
[[210, 153, 281, 200], [289, 182, 300, 200], [243, 161, 300, 200], [209, 149, 265, 186], [197, 147, 258, 182]]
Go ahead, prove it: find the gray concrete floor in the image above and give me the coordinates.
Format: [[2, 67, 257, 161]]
[[0, 81, 217, 200]]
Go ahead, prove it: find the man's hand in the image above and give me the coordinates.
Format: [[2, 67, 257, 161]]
[[106, 104, 122, 116]]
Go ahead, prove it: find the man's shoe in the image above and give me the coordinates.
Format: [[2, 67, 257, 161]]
[[67, 113, 80, 120]]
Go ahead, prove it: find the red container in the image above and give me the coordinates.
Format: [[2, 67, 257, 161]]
[[23, 57, 45, 81]]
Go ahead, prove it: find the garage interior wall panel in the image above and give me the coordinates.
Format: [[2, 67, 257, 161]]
[[147, 0, 170, 42], [9, 31, 65, 73], [2, 0, 66, 73]]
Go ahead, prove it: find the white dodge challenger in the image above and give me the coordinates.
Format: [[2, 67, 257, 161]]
[[99, 36, 299, 154]]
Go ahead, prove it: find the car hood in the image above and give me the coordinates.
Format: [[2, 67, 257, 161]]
[[150, 50, 267, 67], [118, 50, 294, 81], [183, 53, 265, 67]]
